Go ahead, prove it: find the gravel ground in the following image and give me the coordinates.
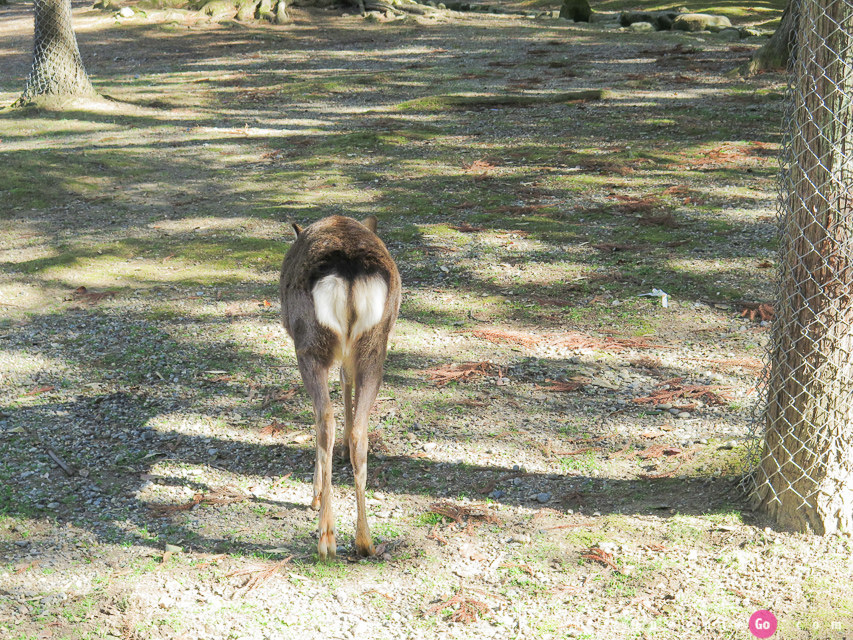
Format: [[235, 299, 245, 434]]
[[3, 2, 853, 639]]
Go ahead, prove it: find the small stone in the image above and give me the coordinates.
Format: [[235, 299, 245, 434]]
[[718, 27, 741, 41], [118, 6, 134, 17], [489, 490, 506, 500], [164, 543, 182, 553], [536, 492, 552, 503], [630, 21, 655, 32], [740, 27, 763, 38], [677, 412, 691, 419], [658, 403, 673, 410], [673, 12, 732, 32]]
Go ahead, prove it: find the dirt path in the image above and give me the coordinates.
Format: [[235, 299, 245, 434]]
[[2, 3, 852, 640]]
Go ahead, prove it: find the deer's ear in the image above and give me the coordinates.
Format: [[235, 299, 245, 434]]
[[291, 223, 303, 237], [361, 215, 378, 233]]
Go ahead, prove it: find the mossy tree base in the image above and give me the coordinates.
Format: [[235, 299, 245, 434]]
[[736, 1, 797, 76]]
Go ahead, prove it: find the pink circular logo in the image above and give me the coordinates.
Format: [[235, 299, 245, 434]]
[[749, 610, 777, 638]]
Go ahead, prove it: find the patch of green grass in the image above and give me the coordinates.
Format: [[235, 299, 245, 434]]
[[414, 512, 449, 527], [665, 514, 705, 545], [560, 450, 602, 474], [372, 522, 402, 539], [566, 529, 605, 548], [702, 508, 744, 526]]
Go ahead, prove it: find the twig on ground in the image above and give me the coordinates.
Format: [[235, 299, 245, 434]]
[[47, 448, 75, 476], [428, 501, 500, 525], [427, 523, 449, 545], [553, 446, 601, 456], [227, 556, 293, 594], [151, 486, 246, 516]]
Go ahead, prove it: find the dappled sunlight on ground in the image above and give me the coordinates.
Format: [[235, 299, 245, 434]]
[[6, 1, 848, 638]]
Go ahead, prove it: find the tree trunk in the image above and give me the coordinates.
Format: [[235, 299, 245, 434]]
[[20, 0, 95, 103], [738, 0, 798, 76], [752, 0, 853, 535]]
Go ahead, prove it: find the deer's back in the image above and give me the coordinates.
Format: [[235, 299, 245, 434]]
[[280, 216, 396, 291]]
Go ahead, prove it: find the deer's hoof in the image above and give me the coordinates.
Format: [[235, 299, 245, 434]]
[[355, 538, 375, 558], [318, 532, 337, 562], [310, 494, 321, 511]]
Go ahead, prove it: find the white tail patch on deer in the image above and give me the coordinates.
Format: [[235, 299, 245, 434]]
[[312, 274, 348, 337], [313, 273, 388, 344], [351, 275, 388, 338]]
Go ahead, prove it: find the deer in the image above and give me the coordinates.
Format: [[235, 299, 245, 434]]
[[279, 215, 401, 561]]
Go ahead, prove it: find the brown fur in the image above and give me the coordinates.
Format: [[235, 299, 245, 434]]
[[279, 215, 401, 560]]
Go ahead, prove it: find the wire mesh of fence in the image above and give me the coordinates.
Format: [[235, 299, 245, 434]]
[[22, 0, 94, 100], [745, 0, 853, 534]]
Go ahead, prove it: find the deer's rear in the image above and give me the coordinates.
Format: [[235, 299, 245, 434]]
[[279, 215, 400, 561]]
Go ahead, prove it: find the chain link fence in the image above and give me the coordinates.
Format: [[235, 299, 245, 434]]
[[745, 0, 853, 533], [22, 0, 94, 101]]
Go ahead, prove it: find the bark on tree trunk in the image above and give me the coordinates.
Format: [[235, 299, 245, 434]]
[[752, 0, 853, 535], [21, 0, 95, 102], [738, 1, 798, 76]]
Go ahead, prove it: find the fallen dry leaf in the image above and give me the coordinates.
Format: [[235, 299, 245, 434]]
[[68, 286, 117, 305], [425, 589, 492, 624], [741, 302, 774, 322], [450, 223, 486, 233], [424, 362, 495, 386], [633, 378, 732, 406], [24, 386, 55, 396], [581, 546, 618, 570], [536, 379, 587, 392], [467, 327, 541, 347]]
